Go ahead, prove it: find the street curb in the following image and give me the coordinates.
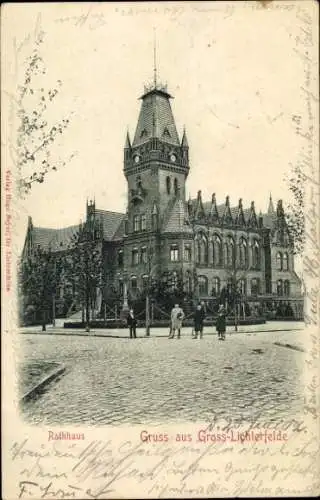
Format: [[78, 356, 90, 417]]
[[20, 364, 66, 403], [274, 341, 305, 352], [19, 328, 303, 339]]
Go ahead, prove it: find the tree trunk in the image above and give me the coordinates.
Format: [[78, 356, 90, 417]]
[[52, 294, 56, 326], [146, 293, 150, 336], [42, 309, 46, 331], [234, 304, 238, 332], [85, 292, 90, 332]]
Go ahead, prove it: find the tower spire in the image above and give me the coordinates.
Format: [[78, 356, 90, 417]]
[[268, 193, 275, 214], [153, 27, 157, 88]]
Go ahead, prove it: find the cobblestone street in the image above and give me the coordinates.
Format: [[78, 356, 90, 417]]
[[19, 325, 305, 426]]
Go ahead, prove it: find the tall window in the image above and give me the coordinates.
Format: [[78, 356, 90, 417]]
[[198, 276, 208, 296], [118, 250, 123, 266], [170, 245, 179, 262], [212, 277, 220, 296], [185, 271, 192, 294], [184, 245, 192, 262], [277, 279, 283, 296], [141, 214, 146, 231], [238, 279, 246, 295], [141, 247, 147, 264], [197, 233, 208, 265], [166, 176, 171, 194], [276, 252, 282, 271], [225, 237, 235, 268], [174, 178, 179, 195], [239, 238, 248, 269], [284, 280, 290, 296], [283, 252, 289, 271], [132, 248, 139, 266], [133, 215, 140, 232], [119, 280, 124, 295], [131, 276, 137, 290], [251, 278, 260, 295], [212, 235, 222, 266], [252, 240, 260, 269]]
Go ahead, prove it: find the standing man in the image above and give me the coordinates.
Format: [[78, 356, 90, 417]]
[[127, 309, 137, 338], [193, 304, 203, 339], [216, 304, 226, 340], [169, 304, 184, 339], [199, 300, 206, 339]]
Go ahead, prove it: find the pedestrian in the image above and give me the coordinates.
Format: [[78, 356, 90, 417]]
[[216, 304, 226, 340], [193, 304, 203, 339], [127, 309, 137, 338], [169, 304, 184, 339], [199, 301, 206, 338]]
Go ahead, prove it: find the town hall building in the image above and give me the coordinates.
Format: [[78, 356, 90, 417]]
[[21, 76, 303, 321]]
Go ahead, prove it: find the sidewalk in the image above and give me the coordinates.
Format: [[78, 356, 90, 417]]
[[19, 320, 304, 338]]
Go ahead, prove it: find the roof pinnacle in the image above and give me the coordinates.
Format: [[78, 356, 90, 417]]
[[153, 27, 157, 88]]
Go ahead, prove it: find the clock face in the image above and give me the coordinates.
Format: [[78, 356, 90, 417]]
[[134, 155, 140, 163], [170, 154, 176, 163]]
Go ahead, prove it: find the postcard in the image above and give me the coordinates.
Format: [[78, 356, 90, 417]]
[[1, 1, 319, 498]]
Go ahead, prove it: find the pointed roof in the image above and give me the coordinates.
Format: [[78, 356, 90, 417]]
[[181, 127, 189, 147], [124, 130, 131, 149], [268, 193, 275, 214], [194, 190, 206, 219], [132, 85, 180, 147]]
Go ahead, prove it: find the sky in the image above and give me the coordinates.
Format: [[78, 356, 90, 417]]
[[3, 1, 315, 255]]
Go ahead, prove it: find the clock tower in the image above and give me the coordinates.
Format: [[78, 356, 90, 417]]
[[124, 82, 189, 234]]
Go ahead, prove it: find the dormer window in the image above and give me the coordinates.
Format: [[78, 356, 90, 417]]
[[163, 127, 171, 138], [140, 128, 148, 138]]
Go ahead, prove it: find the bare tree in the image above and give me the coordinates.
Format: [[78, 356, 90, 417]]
[[66, 225, 103, 332], [285, 162, 305, 255], [15, 29, 75, 195]]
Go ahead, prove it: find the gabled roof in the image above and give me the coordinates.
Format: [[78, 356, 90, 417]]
[[162, 198, 193, 234], [94, 209, 125, 241], [32, 225, 80, 251]]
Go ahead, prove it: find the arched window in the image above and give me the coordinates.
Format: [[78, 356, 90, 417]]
[[238, 279, 246, 295], [198, 276, 208, 296], [185, 271, 192, 294], [131, 276, 137, 290], [213, 235, 222, 266], [212, 277, 220, 296], [277, 279, 283, 296], [119, 280, 124, 296], [283, 252, 289, 271], [252, 240, 260, 269], [166, 176, 171, 194], [225, 236, 235, 268], [284, 280, 290, 296], [276, 252, 282, 271], [239, 238, 248, 269], [251, 278, 260, 296], [118, 250, 123, 266], [133, 215, 140, 232], [196, 233, 208, 265], [141, 214, 146, 231], [174, 178, 179, 195]]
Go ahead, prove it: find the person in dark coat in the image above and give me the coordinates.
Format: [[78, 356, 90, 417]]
[[193, 303, 205, 339], [127, 309, 137, 338], [199, 301, 206, 338], [216, 305, 226, 340]]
